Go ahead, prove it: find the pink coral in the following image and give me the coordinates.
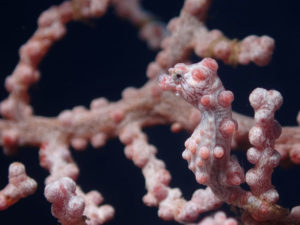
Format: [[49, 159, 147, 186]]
[[0, 0, 300, 225], [0, 162, 37, 210]]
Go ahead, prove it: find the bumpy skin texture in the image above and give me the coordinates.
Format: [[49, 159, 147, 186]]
[[1, 1, 300, 225], [246, 88, 282, 204], [159, 58, 289, 222], [197, 212, 237, 225], [45, 177, 114, 225], [159, 58, 242, 187], [45, 177, 86, 225], [0, 162, 37, 210]]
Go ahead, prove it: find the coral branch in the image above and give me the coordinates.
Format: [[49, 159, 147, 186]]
[[246, 88, 282, 203], [119, 122, 222, 223], [147, 0, 274, 79], [45, 177, 86, 225], [0, 0, 110, 121], [112, 0, 167, 49], [0, 162, 37, 210], [45, 177, 114, 225], [39, 141, 79, 184], [197, 211, 237, 225]]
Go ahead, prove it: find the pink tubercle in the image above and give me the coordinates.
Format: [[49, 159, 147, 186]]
[[196, 173, 209, 184], [200, 95, 212, 107], [192, 68, 207, 82], [220, 119, 236, 137], [2, 130, 19, 147], [213, 146, 224, 159], [110, 111, 125, 123], [199, 146, 210, 160], [201, 58, 218, 72], [218, 90, 234, 108]]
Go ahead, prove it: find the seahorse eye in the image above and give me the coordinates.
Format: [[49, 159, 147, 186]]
[[172, 71, 183, 84], [174, 73, 182, 80]]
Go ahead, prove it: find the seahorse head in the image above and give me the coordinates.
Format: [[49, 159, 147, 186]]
[[158, 58, 221, 106]]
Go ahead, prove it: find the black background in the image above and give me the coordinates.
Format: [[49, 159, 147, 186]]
[[0, 0, 300, 224]]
